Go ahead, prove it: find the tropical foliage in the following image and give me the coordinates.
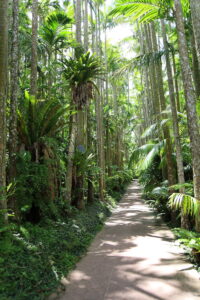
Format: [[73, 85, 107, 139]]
[[1, 0, 200, 298]]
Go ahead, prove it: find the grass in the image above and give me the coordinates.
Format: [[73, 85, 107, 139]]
[[0, 189, 125, 300]]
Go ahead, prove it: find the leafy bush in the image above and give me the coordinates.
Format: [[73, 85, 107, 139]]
[[0, 197, 115, 300], [138, 156, 162, 193], [173, 228, 200, 264], [106, 169, 133, 193], [15, 151, 49, 220]]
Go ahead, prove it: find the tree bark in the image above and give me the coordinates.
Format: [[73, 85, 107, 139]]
[[65, 113, 77, 204], [76, 0, 82, 45], [175, 0, 200, 231], [30, 0, 38, 97], [9, 0, 19, 187], [151, 22, 176, 188], [161, 19, 189, 229], [190, 27, 200, 99], [172, 51, 181, 112], [190, 0, 200, 68], [84, 0, 89, 51], [0, 0, 8, 222]]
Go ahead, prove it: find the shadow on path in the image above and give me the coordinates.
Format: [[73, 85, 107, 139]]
[[53, 180, 200, 300]]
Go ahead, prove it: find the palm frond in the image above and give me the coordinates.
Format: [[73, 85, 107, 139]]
[[141, 123, 157, 139], [45, 10, 72, 26], [141, 142, 161, 169], [169, 193, 200, 216], [129, 143, 156, 167], [151, 186, 168, 197], [109, 0, 164, 23], [115, 49, 172, 75]]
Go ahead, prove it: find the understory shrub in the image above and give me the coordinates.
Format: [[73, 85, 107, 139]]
[[0, 191, 122, 300], [173, 228, 200, 266]]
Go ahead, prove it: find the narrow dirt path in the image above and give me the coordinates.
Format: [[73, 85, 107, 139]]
[[55, 180, 200, 300]]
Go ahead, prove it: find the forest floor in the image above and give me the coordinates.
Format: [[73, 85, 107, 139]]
[[51, 180, 200, 300]]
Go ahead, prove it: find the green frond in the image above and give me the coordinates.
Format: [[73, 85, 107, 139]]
[[151, 186, 168, 197], [170, 183, 193, 191], [141, 123, 157, 139], [17, 93, 68, 149], [160, 118, 170, 128], [141, 142, 160, 169], [115, 49, 171, 75], [45, 10, 72, 26], [169, 193, 200, 217], [129, 143, 156, 167], [109, 0, 164, 23]]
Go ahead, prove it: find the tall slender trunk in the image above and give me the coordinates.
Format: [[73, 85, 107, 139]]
[[8, 0, 19, 212], [94, 4, 105, 201], [190, 0, 200, 67], [84, 0, 88, 51], [74, 109, 85, 209], [104, 21, 111, 175], [161, 19, 189, 229], [74, 0, 85, 209], [174, 0, 200, 231], [90, 2, 95, 52], [190, 28, 200, 99], [87, 101, 94, 203], [76, 0, 82, 45], [9, 0, 19, 178], [30, 0, 38, 97], [0, 0, 8, 222], [145, 24, 160, 126], [172, 51, 181, 112], [65, 113, 77, 203], [151, 22, 176, 188]]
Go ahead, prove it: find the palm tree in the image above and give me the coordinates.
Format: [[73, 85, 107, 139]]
[[39, 10, 72, 92], [63, 51, 103, 208], [110, 0, 200, 231]]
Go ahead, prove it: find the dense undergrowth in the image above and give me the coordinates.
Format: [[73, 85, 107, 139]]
[[0, 180, 129, 300], [138, 157, 200, 269]]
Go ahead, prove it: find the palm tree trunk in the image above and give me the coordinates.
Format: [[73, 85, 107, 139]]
[[8, 0, 19, 211], [190, 28, 200, 99], [30, 0, 38, 97], [75, 109, 85, 209], [95, 4, 105, 201], [161, 19, 189, 229], [151, 22, 176, 188], [172, 51, 181, 112], [84, 0, 89, 51], [0, 0, 8, 222], [87, 101, 94, 203], [145, 24, 160, 126], [65, 113, 77, 203], [175, 0, 200, 231], [90, 2, 95, 52], [76, 0, 82, 45], [190, 0, 200, 67]]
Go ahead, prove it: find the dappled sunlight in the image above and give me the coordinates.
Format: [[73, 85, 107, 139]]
[[58, 182, 200, 300], [69, 270, 91, 282]]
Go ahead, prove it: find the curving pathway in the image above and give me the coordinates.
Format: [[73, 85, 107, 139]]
[[53, 180, 200, 300]]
